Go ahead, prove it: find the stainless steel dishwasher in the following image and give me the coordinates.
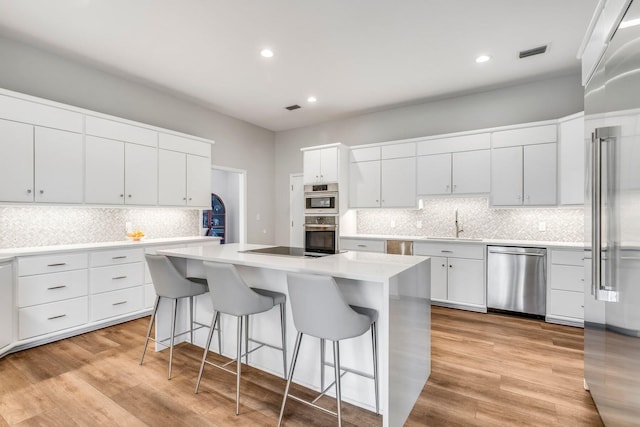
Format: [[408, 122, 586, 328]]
[[386, 240, 413, 255], [487, 246, 546, 316]]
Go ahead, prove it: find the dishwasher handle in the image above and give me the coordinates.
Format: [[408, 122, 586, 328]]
[[488, 250, 545, 257]]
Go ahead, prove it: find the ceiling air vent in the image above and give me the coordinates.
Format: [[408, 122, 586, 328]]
[[519, 45, 548, 59], [285, 104, 301, 111]]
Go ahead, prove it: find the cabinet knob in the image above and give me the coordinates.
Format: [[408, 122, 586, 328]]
[[183, 197, 187, 200], [376, 199, 379, 203], [120, 194, 124, 198], [446, 184, 450, 191], [128, 194, 132, 198], [453, 184, 457, 191], [189, 197, 192, 200], [441, 264, 445, 267], [449, 265, 453, 268], [27, 189, 32, 194], [39, 190, 44, 194]]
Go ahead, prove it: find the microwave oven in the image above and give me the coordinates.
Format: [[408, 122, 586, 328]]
[[304, 183, 338, 215]]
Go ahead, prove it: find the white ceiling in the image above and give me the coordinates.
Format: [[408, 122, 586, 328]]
[[0, 0, 598, 132]]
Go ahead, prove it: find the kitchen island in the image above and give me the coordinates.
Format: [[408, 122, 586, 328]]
[[157, 243, 431, 427]]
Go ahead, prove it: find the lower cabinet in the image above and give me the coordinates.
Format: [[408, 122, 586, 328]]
[[0, 263, 14, 349], [339, 238, 385, 253], [547, 249, 585, 326], [414, 241, 485, 310]]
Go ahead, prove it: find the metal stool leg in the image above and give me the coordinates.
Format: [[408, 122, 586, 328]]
[[140, 295, 160, 365], [236, 315, 243, 415], [280, 303, 287, 378], [320, 338, 326, 391], [333, 341, 342, 427], [278, 332, 303, 427], [189, 296, 195, 344], [244, 315, 249, 365], [195, 311, 219, 393], [168, 298, 178, 380], [372, 321, 379, 414]]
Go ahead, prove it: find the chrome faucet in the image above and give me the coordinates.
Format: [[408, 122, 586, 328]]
[[455, 208, 464, 238]]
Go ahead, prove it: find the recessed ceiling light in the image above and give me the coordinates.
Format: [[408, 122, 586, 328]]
[[260, 48, 274, 58], [475, 54, 491, 63], [307, 96, 317, 103]]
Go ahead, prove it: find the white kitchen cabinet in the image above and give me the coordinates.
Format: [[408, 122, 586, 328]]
[[349, 160, 381, 208], [158, 150, 211, 207], [303, 146, 338, 184], [186, 154, 211, 207], [85, 136, 125, 204], [340, 238, 385, 253], [524, 143, 557, 205], [491, 143, 557, 206], [381, 157, 416, 207], [559, 114, 585, 205], [547, 249, 586, 326], [0, 263, 13, 349], [414, 241, 485, 310], [0, 119, 34, 202], [125, 143, 158, 205], [417, 153, 451, 195]]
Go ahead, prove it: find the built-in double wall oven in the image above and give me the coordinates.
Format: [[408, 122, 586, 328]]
[[304, 183, 338, 215], [303, 183, 339, 255]]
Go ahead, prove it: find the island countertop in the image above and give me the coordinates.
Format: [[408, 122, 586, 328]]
[[157, 243, 429, 282]]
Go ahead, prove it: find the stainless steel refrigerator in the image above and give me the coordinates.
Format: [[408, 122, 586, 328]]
[[584, 0, 640, 424]]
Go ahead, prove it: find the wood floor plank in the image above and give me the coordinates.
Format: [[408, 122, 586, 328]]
[[0, 307, 603, 426]]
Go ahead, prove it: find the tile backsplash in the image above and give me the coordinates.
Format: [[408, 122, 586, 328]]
[[0, 206, 201, 249], [357, 197, 584, 242]]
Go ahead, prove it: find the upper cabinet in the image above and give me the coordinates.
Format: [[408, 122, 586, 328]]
[[0, 89, 214, 207], [416, 133, 490, 196], [158, 132, 211, 208], [303, 146, 339, 184], [350, 143, 416, 208], [490, 124, 557, 206], [558, 113, 585, 205]]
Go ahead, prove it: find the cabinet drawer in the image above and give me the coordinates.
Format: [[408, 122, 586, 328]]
[[144, 283, 157, 309], [340, 238, 385, 253], [90, 286, 144, 322], [548, 289, 584, 320], [551, 250, 585, 266], [90, 262, 144, 294], [414, 241, 484, 259], [90, 248, 144, 267], [19, 253, 88, 276], [18, 270, 88, 307], [550, 264, 584, 292], [19, 297, 88, 340]]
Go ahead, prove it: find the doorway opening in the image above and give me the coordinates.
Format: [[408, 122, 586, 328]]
[[210, 166, 247, 244]]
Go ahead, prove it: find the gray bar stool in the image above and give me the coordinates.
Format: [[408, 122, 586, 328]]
[[140, 254, 220, 380], [195, 261, 287, 416], [279, 272, 379, 427]]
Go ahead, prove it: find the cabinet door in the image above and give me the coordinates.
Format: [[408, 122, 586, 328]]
[[447, 258, 484, 305], [85, 136, 125, 204], [187, 154, 211, 207], [559, 116, 585, 205], [524, 143, 557, 205], [430, 256, 448, 301], [303, 149, 322, 184], [417, 153, 451, 195], [491, 146, 523, 206], [320, 147, 338, 183], [34, 127, 84, 203], [0, 119, 33, 202], [158, 149, 186, 206], [125, 143, 158, 205], [0, 264, 13, 349], [381, 157, 416, 207], [453, 150, 490, 194], [349, 160, 380, 208]]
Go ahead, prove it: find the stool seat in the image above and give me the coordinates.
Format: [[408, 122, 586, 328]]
[[351, 305, 378, 323], [253, 287, 287, 305]]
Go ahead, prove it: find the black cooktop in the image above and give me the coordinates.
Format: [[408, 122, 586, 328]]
[[240, 246, 308, 257]]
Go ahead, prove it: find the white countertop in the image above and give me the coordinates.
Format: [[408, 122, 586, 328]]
[[0, 236, 220, 258], [158, 243, 429, 282], [340, 234, 584, 249]]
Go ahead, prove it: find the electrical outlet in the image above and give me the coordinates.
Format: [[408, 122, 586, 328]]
[[416, 220, 422, 229], [390, 220, 396, 228], [538, 221, 546, 232]]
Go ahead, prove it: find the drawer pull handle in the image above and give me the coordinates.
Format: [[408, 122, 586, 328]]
[[48, 314, 67, 320], [112, 276, 127, 280], [357, 244, 367, 247], [112, 301, 127, 306], [47, 285, 67, 290], [441, 250, 453, 253], [112, 256, 128, 260], [47, 263, 67, 267]]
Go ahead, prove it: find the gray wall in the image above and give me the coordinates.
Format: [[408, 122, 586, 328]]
[[273, 73, 585, 244], [0, 36, 276, 244]]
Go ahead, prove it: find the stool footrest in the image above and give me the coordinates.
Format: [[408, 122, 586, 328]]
[[312, 370, 347, 404], [287, 393, 338, 418], [323, 361, 375, 380]]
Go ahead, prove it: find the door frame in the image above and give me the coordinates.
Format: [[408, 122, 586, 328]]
[[290, 173, 304, 247], [211, 165, 247, 244]]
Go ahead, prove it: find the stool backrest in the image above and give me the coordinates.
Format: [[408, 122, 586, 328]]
[[286, 272, 371, 341], [145, 254, 207, 298], [203, 261, 274, 316]]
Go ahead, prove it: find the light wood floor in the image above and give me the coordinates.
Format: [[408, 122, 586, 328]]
[[0, 306, 603, 426]]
